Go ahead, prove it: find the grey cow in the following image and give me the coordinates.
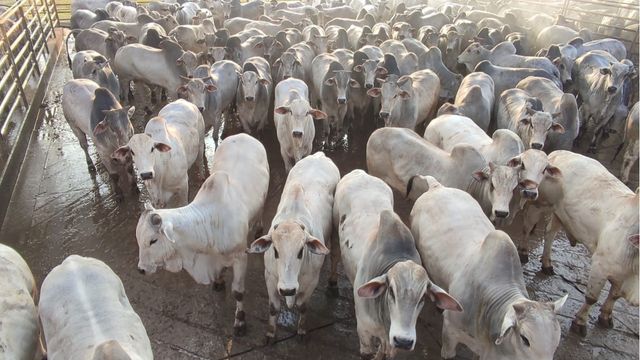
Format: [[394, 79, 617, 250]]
[[71, 50, 120, 99], [236, 57, 272, 134]]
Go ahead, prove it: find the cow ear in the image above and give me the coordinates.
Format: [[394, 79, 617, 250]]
[[472, 169, 489, 181], [628, 234, 639, 248], [93, 120, 109, 135], [548, 294, 568, 313], [428, 283, 463, 312], [324, 77, 336, 86], [259, 78, 270, 85], [398, 90, 411, 99], [206, 84, 217, 92], [544, 165, 561, 177], [375, 66, 388, 75], [357, 274, 387, 298], [154, 142, 172, 152], [600, 67, 611, 75], [367, 88, 381, 97], [551, 122, 565, 134], [247, 234, 272, 254], [144, 201, 155, 212], [111, 145, 131, 162], [306, 236, 329, 255], [507, 156, 522, 167], [127, 106, 136, 118], [274, 106, 290, 115], [349, 79, 361, 88], [495, 309, 517, 345], [161, 221, 176, 243], [519, 117, 531, 126], [353, 64, 363, 72], [308, 109, 327, 119]]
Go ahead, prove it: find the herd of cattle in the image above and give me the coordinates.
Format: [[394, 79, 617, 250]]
[[0, 0, 639, 358]]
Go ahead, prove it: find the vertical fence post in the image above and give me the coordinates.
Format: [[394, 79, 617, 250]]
[[18, 6, 40, 77], [0, 18, 29, 110]]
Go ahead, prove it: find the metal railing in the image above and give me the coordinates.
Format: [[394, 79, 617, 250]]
[[0, 0, 59, 144]]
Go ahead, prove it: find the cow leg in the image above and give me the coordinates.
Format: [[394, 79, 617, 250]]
[[212, 112, 222, 145], [620, 140, 639, 183], [541, 214, 562, 275], [109, 173, 124, 202], [355, 306, 376, 358], [70, 125, 95, 172], [328, 232, 340, 295], [441, 314, 459, 359], [296, 302, 308, 340], [598, 280, 621, 329], [520, 205, 545, 264], [176, 182, 189, 207], [231, 253, 248, 336], [265, 273, 280, 344], [120, 78, 131, 104], [571, 263, 607, 337]]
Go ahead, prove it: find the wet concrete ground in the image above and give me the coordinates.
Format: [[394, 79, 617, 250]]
[[0, 53, 638, 360]]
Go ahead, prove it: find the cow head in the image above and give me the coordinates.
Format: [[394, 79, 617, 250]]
[[367, 74, 412, 127], [112, 131, 172, 205], [274, 93, 326, 144], [457, 42, 487, 72], [176, 76, 216, 112], [136, 204, 181, 274], [206, 46, 226, 63], [176, 51, 199, 76], [239, 70, 269, 101], [275, 51, 302, 80], [306, 34, 329, 55], [599, 61, 636, 96], [324, 69, 357, 105], [494, 294, 567, 360], [507, 149, 561, 200], [248, 189, 329, 307], [354, 59, 386, 89], [519, 103, 564, 150], [473, 162, 520, 222], [392, 22, 413, 40]]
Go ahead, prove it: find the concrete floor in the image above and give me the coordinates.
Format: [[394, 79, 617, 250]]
[[0, 54, 638, 360]]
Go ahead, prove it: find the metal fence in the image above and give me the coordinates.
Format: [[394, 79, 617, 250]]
[[0, 0, 59, 145]]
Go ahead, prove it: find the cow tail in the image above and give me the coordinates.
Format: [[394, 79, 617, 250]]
[[65, 29, 80, 70]]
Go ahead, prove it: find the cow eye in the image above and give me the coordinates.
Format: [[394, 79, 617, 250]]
[[388, 287, 395, 300], [150, 239, 158, 245], [490, 183, 495, 191], [297, 248, 304, 259], [521, 164, 525, 170], [151, 146, 154, 153], [520, 334, 530, 347], [131, 150, 136, 156], [274, 248, 279, 259]]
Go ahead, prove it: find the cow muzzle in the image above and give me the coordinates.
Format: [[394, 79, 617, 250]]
[[245, 96, 254, 101], [140, 171, 154, 180], [607, 86, 617, 94], [365, 83, 373, 89], [379, 111, 389, 119], [283, 75, 291, 79], [337, 97, 347, 104], [522, 189, 538, 200], [494, 210, 509, 218], [138, 267, 146, 274], [392, 336, 414, 350], [531, 142, 543, 150], [292, 130, 303, 138], [279, 288, 296, 296], [198, 107, 205, 112]]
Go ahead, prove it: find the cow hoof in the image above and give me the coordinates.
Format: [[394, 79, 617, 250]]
[[264, 335, 274, 345], [519, 253, 529, 264], [87, 164, 96, 173], [297, 332, 306, 343], [570, 320, 588, 337], [144, 107, 153, 116], [360, 353, 375, 360], [234, 323, 247, 337], [541, 266, 555, 275], [597, 315, 614, 329], [212, 281, 225, 292], [115, 193, 124, 203]]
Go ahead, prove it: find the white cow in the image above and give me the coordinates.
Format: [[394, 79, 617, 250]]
[[113, 99, 205, 208], [248, 152, 339, 341], [0, 244, 42, 360], [334, 172, 461, 359], [274, 78, 326, 172], [135, 133, 269, 335], [424, 114, 524, 166], [519, 151, 639, 336], [443, 71, 494, 132], [39, 255, 152, 360], [410, 176, 567, 360]]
